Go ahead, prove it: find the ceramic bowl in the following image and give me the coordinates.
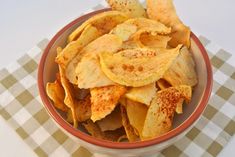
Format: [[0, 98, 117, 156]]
[[38, 8, 213, 157]]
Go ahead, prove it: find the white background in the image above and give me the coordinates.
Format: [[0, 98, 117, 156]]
[[0, 0, 234, 156]]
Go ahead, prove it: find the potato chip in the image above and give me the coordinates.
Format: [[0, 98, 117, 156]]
[[174, 85, 192, 104], [120, 40, 139, 50], [83, 120, 125, 141], [163, 46, 197, 87], [125, 83, 157, 106], [106, 0, 147, 18], [66, 34, 122, 85], [126, 99, 148, 138], [117, 47, 156, 58], [139, 33, 171, 49], [83, 120, 104, 139], [99, 45, 182, 87], [142, 85, 192, 139], [120, 104, 139, 142], [76, 95, 91, 122], [156, 79, 171, 90], [59, 66, 78, 128], [146, 0, 191, 47], [46, 78, 68, 112], [124, 17, 170, 31], [129, 27, 171, 49], [56, 24, 101, 69], [110, 23, 137, 41], [97, 106, 122, 131], [175, 99, 184, 114], [90, 85, 126, 122], [68, 11, 129, 42], [75, 55, 116, 89]]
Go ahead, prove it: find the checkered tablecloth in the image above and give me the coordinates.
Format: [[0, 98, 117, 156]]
[[1, 3, 235, 157]]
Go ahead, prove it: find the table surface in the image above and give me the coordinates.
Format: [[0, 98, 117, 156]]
[[0, 0, 234, 156]]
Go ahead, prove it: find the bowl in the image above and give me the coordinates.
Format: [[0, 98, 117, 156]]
[[38, 8, 213, 157]]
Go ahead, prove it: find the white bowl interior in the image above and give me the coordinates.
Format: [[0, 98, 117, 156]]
[[43, 16, 208, 130]]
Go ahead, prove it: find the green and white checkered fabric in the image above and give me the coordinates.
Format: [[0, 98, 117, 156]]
[[1, 4, 235, 157]]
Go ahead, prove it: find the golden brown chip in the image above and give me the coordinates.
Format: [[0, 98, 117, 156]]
[[146, 0, 191, 47], [68, 11, 129, 42], [156, 79, 171, 90], [142, 85, 192, 139], [83, 120, 125, 141], [175, 98, 184, 114], [99, 45, 181, 87], [75, 95, 91, 122], [125, 83, 157, 106], [97, 106, 122, 132], [46, 78, 68, 112], [120, 40, 139, 50], [174, 85, 192, 104], [110, 23, 137, 41], [59, 66, 78, 128], [90, 85, 127, 122], [56, 24, 101, 69], [106, 0, 147, 18], [117, 47, 156, 58], [120, 104, 139, 142], [163, 46, 197, 87], [75, 54, 116, 89], [66, 34, 122, 85], [130, 27, 171, 49], [139, 33, 171, 49], [126, 99, 148, 138], [124, 17, 170, 31]]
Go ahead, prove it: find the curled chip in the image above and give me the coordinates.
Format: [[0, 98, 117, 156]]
[[126, 99, 148, 138], [146, 0, 191, 47], [163, 46, 198, 87], [125, 83, 157, 106], [124, 17, 170, 31], [58, 63, 78, 128], [66, 34, 122, 85], [137, 33, 171, 49], [83, 120, 126, 141], [129, 27, 171, 49], [46, 76, 68, 112], [106, 0, 147, 18], [56, 24, 101, 69], [142, 85, 192, 139], [90, 85, 126, 122], [97, 106, 123, 131], [120, 104, 139, 142], [110, 23, 137, 41], [68, 11, 129, 42], [99, 45, 182, 87]]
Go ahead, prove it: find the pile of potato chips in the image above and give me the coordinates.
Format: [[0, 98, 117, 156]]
[[46, 0, 197, 142]]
